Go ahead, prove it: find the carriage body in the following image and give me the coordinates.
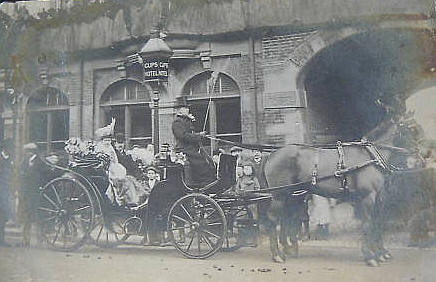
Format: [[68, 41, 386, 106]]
[[35, 151, 272, 258]]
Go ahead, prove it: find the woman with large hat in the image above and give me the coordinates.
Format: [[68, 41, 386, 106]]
[[171, 96, 216, 186]]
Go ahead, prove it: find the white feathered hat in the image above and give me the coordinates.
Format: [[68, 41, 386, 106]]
[[95, 118, 115, 140]]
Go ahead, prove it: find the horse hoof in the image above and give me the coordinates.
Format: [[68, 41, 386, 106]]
[[383, 252, 393, 260], [365, 259, 380, 267], [283, 246, 298, 257], [376, 255, 386, 263], [272, 255, 285, 263]]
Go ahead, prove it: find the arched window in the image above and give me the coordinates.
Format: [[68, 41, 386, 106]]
[[100, 80, 152, 147], [27, 87, 69, 152], [182, 72, 241, 148]]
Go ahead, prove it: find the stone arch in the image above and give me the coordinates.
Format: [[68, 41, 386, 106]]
[[289, 25, 435, 142], [292, 23, 434, 92]]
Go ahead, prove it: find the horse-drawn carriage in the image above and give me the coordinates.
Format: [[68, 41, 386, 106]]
[[35, 114, 432, 265], [35, 145, 271, 259]]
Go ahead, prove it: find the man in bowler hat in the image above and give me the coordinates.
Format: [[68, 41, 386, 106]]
[[171, 96, 216, 186]]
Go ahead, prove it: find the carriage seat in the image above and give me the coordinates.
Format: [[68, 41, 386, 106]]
[[182, 153, 237, 194]]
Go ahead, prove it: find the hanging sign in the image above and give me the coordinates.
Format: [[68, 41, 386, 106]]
[[143, 57, 169, 82]]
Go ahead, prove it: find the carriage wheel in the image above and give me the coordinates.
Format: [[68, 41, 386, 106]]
[[168, 193, 227, 259], [88, 213, 128, 248], [37, 177, 94, 252], [222, 206, 254, 252]]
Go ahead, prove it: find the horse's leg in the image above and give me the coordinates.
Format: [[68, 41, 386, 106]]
[[266, 209, 286, 262], [372, 212, 392, 262], [372, 190, 393, 262], [280, 205, 300, 257], [258, 201, 285, 263], [269, 223, 288, 263], [358, 193, 380, 267], [279, 214, 298, 257]]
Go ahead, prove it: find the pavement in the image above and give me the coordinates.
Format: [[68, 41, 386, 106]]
[[2, 223, 436, 282]]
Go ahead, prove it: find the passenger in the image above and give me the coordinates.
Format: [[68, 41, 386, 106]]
[[94, 119, 147, 206], [113, 133, 142, 180], [212, 148, 225, 167], [127, 144, 155, 168], [145, 166, 159, 191], [235, 159, 260, 194], [230, 146, 243, 163]]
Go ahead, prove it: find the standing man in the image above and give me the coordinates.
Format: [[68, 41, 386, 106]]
[[171, 96, 216, 187], [0, 139, 13, 247], [18, 143, 43, 247]]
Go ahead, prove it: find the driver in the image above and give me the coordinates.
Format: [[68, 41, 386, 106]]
[[171, 96, 216, 187]]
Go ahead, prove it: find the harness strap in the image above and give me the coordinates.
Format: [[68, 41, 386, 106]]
[[312, 148, 320, 186], [335, 141, 349, 194], [336, 141, 345, 170], [334, 159, 378, 176], [365, 144, 390, 171]]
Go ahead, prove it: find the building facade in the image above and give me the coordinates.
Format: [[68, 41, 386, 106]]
[[1, 0, 436, 158]]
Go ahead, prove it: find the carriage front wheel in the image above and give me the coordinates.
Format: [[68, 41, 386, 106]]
[[167, 193, 227, 259], [37, 177, 95, 251]]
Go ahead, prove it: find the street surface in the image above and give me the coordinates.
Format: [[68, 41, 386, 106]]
[[1, 236, 435, 282]]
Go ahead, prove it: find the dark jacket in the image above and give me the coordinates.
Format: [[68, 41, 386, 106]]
[[0, 152, 12, 220], [172, 114, 202, 153], [115, 149, 143, 180], [171, 114, 216, 186], [18, 153, 58, 223]]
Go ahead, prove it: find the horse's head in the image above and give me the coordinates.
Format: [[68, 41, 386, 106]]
[[363, 112, 425, 169]]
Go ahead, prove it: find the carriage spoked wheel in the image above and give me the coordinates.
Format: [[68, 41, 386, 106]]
[[167, 193, 227, 259], [37, 177, 94, 252], [222, 206, 254, 252], [88, 213, 129, 248]]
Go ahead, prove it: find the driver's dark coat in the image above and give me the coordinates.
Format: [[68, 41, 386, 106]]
[[172, 114, 202, 153], [172, 113, 215, 186]]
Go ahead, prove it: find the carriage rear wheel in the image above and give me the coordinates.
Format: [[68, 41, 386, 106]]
[[37, 177, 94, 251], [88, 214, 129, 248], [222, 206, 255, 252], [167, 193, 227, 259]]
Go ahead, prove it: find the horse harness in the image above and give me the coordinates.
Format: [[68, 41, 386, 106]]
[[309, 140, 390, 197]]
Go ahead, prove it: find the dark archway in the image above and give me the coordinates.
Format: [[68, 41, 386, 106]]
[[302, 29, 434, 143]]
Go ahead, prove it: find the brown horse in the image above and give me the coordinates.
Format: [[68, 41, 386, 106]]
[[258, 116, 424, 266]]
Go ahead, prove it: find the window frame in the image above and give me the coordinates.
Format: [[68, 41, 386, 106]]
[[182, 72, 242, 151], [100, 80, 152, 147], [26, 87, 69, 153]]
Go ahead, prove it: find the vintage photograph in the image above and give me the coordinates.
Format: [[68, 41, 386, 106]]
[[0, 0, 436, 281]]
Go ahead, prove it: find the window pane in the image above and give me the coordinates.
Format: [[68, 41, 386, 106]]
[[103, 106, 125, 134], [101, 80, 150, 103], [189, 100, 210, 133], [29, 112, 47, 142], [130, 105, 152, 138], [183, 72, 209, 96], [28, 87, 68, 109], [216, 98, 241, 134], [51, 110, 69, 141]]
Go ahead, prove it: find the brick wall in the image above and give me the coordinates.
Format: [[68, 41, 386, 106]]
[[254, 31, 316, 145]]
